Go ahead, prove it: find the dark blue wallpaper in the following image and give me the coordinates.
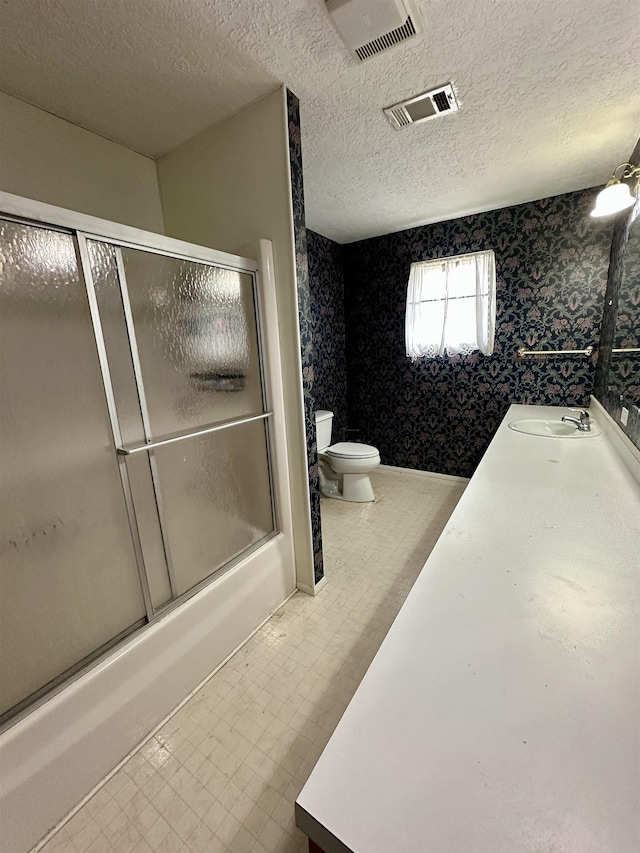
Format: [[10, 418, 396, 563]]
[[306, 230, 348, 444], [610, 213, 640, 426], [342, 189, 614, 478], [286, 89, 324, 584]]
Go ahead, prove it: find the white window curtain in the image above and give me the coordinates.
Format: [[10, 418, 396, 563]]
[[405, 250, 496, 358]]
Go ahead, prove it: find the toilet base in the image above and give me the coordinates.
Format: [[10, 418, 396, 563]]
[[320, 472, 375, 503]]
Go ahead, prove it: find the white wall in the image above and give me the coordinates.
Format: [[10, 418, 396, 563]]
[[0, 91, 164, 232], [157, 86, 315, 590]]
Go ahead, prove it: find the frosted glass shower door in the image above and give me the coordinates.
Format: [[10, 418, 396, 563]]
[[87, 243, 276, 599], [0, 220, 147, 721]]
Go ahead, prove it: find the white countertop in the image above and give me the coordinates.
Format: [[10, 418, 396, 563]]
[[296, 404, 640, 853]]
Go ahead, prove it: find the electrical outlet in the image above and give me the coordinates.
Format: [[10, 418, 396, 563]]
[[620, 406, 629, 426]]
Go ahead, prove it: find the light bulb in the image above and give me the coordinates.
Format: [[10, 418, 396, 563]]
[[590, 181, 636, 218]]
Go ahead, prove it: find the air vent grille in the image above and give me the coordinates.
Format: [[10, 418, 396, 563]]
[[383, 84, 460, 131], [432, 90, 452, 112], [355, 16, 416, 61], [326, 0, 423, 63], [389, 107, 411, 128]]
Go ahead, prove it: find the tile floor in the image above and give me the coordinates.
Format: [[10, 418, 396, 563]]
[[35, 468, 466, 853]]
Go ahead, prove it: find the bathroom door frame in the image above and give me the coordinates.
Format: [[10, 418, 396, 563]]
[[0, 190, 296, 853]]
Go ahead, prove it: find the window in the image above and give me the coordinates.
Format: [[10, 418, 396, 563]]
[[405, 250, 496, 358]]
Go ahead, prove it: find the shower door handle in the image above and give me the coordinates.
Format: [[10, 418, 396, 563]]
[[117, 411, 272, 456]]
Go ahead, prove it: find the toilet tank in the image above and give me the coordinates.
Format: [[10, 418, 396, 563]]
[[315, 410, 334, 452]]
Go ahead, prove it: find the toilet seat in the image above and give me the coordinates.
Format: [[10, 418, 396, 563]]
[[326, 442, 379, 460]]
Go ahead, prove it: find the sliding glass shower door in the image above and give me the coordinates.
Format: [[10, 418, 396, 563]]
[[0, 216, 276, 725], [85, 240, 275, 599], [0, 221, 147, 719]]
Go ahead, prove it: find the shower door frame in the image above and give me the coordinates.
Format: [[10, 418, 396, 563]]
[[77, 230, 280, 619], [0, 193, 297, 853]]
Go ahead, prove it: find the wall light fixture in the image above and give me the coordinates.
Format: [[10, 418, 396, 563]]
[[591, 163, 640, 218]]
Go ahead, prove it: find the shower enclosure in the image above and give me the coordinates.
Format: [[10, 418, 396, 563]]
[[0, 202, 281, 728]]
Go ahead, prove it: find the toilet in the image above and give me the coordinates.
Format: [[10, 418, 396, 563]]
[[314, 410, 380, 502]]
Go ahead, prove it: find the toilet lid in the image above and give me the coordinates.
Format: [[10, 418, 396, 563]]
[[326, 441, 379, 460]]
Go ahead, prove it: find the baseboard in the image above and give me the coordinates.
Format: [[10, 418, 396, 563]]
[[378, 464, 469, 484], [297, 575, 328, 597]]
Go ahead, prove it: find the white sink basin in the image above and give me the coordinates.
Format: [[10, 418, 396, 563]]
[[508, 418, 601, 437]]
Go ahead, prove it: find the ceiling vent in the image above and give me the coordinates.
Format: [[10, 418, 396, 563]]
[[383, 84, 459, 130], [326, 0, 423, 62]]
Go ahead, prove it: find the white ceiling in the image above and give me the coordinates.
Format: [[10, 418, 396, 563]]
[[0, 0, 638, 243]]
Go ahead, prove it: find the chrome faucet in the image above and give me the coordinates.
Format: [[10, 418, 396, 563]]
[[561, 408, 591, 431]]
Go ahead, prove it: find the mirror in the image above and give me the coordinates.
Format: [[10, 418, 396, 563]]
[[593, 204, 640, 447], [609, 212, 640, 404], [593, 137, 640, 448]]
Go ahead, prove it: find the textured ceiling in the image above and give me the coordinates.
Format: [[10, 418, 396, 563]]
[[0, 0, 638, 242]]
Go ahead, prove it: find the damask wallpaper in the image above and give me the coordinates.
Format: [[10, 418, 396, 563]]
[[611, 215, 640, 402], [286, 89, 324, 584], [342, 189, 614, 478], [306, 230, 348, 444]]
